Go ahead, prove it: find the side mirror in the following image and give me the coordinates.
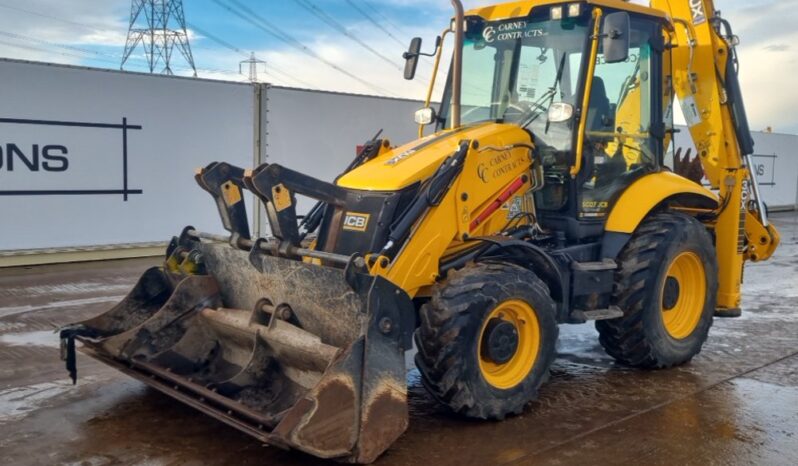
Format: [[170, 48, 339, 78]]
[[403, 37, 422, 80], [414, 107, 436, 125], [602, 12, 630, 64]]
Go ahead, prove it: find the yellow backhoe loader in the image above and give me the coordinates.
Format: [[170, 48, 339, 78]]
[[60, 0, 779, 462]]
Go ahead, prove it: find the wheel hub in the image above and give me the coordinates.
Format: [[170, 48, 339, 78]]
[[662, 276, 680, 310], [481, 318, 519, 364], [660, 251, 707, 339]]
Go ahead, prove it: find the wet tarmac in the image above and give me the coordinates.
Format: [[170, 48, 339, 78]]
[[1, 212, 797, 465]]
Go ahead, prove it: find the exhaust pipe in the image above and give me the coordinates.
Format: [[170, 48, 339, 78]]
[[450, 0, 464, 129]]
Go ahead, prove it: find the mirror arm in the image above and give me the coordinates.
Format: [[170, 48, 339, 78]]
[[419, 29, 451, 138], [450, 0, 464, 129], [417, 37, 443, 58], [572, 8, 603, 178]]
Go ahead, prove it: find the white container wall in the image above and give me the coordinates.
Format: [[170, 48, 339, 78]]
[[261, 86, 423, 218], [672, 126, 798, 210], [0, 59, 257, 252]]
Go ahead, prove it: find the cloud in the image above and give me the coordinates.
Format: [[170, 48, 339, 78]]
[[0, 0, 131, 67], [763, 44, 789, 52], [724, 1, 798, 133]]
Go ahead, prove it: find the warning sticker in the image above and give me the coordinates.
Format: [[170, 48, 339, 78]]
[[680, 95, 702, 127], [506, 196, 523, 220]]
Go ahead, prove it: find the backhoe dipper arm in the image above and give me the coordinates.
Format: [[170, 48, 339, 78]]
[[651, 0, 780, 313]]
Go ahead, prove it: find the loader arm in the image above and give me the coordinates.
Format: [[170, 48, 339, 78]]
[[651, 0, 779, 312]]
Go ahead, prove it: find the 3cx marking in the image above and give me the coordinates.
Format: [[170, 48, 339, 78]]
[[0, 117, 143, 201]]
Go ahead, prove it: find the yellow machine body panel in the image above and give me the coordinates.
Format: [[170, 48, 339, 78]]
[[336, 122, 522, 192], [344, 123, 538, 295], [605, 172, 718, 234]]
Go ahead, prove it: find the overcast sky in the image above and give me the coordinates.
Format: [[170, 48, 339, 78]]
[[0, 0, 795, 133]]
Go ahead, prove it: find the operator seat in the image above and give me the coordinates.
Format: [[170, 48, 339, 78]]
[[578, 77, 613, 187], [586, 77, 612, 133]]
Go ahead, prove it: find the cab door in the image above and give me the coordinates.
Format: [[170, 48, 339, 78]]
[[577, 15, 665, 220]]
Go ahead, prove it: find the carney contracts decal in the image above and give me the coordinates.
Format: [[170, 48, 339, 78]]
[[0, 117, 143, 201], [477, 149, 529, 183], [481, 20, 546, 44]]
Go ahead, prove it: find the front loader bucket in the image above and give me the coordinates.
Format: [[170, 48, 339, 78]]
[[60, 242, 415, 463]]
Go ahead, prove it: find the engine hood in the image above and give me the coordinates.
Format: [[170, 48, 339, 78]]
[[336, 122, 532, 191]]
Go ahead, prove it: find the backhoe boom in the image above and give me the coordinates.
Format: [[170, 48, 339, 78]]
[[652, 0, 779, 313]]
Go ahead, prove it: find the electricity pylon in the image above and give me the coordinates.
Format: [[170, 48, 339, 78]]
[[121, 0, 196, 76], [239, 52, 266, 82]]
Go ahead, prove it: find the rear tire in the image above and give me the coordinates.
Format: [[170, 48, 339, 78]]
[[596, 212, 717, 368], [414, 263, 558, 419]]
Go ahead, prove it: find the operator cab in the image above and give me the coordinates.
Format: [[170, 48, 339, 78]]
[[435, 2, 668, 242]]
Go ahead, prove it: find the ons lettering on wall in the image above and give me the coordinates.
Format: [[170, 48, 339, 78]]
[[0, 144, 69, 172], [0, 117, 143, 200]]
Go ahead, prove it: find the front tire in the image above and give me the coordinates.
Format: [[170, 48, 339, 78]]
[[414, 263, 558, 419], [597, 212, 717, 368]]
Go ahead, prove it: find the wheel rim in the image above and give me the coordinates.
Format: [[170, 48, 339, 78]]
[[478, 299, 540, 389], [661, 251, 707, 339]]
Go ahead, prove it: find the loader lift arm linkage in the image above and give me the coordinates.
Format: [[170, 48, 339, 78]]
[[59, 0, 779, 463]]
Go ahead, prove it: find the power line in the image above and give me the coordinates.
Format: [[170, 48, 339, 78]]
[[291, 0, 401, 70], [187, 21, 314, 88], [0, 38, 118, 64], [292, 0, 428, 93], [211, 0, 395, 96], [188, 22, 248, 57], [0, 30, 124, 62], [0, 30, 245, 79], [344, 0, 405, 48], [363, 1, 409, 37], [0, 3, 113, 32]]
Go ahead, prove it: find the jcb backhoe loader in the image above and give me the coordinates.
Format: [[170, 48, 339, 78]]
[[60, 0, 779, 462]]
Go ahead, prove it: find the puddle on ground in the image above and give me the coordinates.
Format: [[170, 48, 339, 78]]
[[0, 330, 59, 348]]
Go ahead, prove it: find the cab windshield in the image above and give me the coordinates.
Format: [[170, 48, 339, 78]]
[[440, 10, 591, 152]]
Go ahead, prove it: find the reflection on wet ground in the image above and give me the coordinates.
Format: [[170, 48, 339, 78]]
[[1, 213, 797, 465]]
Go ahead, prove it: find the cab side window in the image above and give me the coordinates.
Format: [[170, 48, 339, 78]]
[[579, 18, 659, 219]]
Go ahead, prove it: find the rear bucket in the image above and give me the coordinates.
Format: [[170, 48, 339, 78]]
[[60, 242, 415, 463]]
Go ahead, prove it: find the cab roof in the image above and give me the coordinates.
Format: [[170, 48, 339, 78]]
[[465, 0, 669, 21]]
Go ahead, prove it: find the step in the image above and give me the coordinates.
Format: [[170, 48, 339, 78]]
[[571, 306, 624, 321], [571, 259, 618, 271]]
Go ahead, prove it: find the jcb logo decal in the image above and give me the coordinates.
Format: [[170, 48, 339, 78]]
[[343, 212, 370, 232], [689, 0, 706, 26]]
